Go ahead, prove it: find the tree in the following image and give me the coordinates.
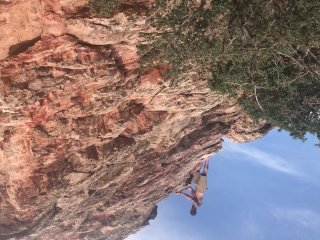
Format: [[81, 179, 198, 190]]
[[140, 0, 320, 144]]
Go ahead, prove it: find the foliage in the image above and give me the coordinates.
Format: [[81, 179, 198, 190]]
[[140, 0, 320, 143], [139, 0, 229, 83], [89, 0, 118, 17]]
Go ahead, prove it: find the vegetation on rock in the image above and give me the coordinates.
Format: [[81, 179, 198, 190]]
[[89, 0, 119, 17], [139, 0, 320, 143]]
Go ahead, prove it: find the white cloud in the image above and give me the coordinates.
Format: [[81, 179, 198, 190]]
[[223, 139, 303, 177], [240, 219, 262, 239], [273, 208, 320, 229], [125, 219, 197, 240]]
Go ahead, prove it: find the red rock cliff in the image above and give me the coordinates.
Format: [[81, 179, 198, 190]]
[[0, 1, 271, 239]]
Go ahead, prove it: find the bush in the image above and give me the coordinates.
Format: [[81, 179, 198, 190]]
[[89, 0, 118, 17], [140, 0, 320, 143]]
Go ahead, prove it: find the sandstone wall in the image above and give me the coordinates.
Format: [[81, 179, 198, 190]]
[[0, 1, 271, 239]]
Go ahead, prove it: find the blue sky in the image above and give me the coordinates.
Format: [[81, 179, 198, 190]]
[[126, 130, 320, 240]]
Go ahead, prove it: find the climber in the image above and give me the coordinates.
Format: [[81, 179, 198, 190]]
[[178, 158, 209, 216]]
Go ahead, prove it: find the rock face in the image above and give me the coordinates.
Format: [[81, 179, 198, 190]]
[[0, 1, 271, 239]]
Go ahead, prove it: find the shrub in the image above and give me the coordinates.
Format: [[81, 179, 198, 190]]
[[140, 0, 320, 143]]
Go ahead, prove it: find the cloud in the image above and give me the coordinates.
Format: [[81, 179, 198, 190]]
[[273, 208, 320, 229], [240, 219, 262, 239], [223, 139, 303, 177], [125, 219, 198, 240]]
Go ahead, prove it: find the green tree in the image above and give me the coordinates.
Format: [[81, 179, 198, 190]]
[[140, 0, 320, 144]]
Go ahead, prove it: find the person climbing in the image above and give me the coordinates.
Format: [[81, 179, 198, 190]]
[[178, 158, 209, 216]]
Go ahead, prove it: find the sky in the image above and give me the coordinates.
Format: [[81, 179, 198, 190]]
[[126, 129, 320, 240]]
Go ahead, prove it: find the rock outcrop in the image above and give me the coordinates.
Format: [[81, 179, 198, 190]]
[[0, 1, 271, 239]]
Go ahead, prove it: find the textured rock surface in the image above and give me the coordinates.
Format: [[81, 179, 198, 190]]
[[0, 0, 43, 60], [0, 1, 271, 239]]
